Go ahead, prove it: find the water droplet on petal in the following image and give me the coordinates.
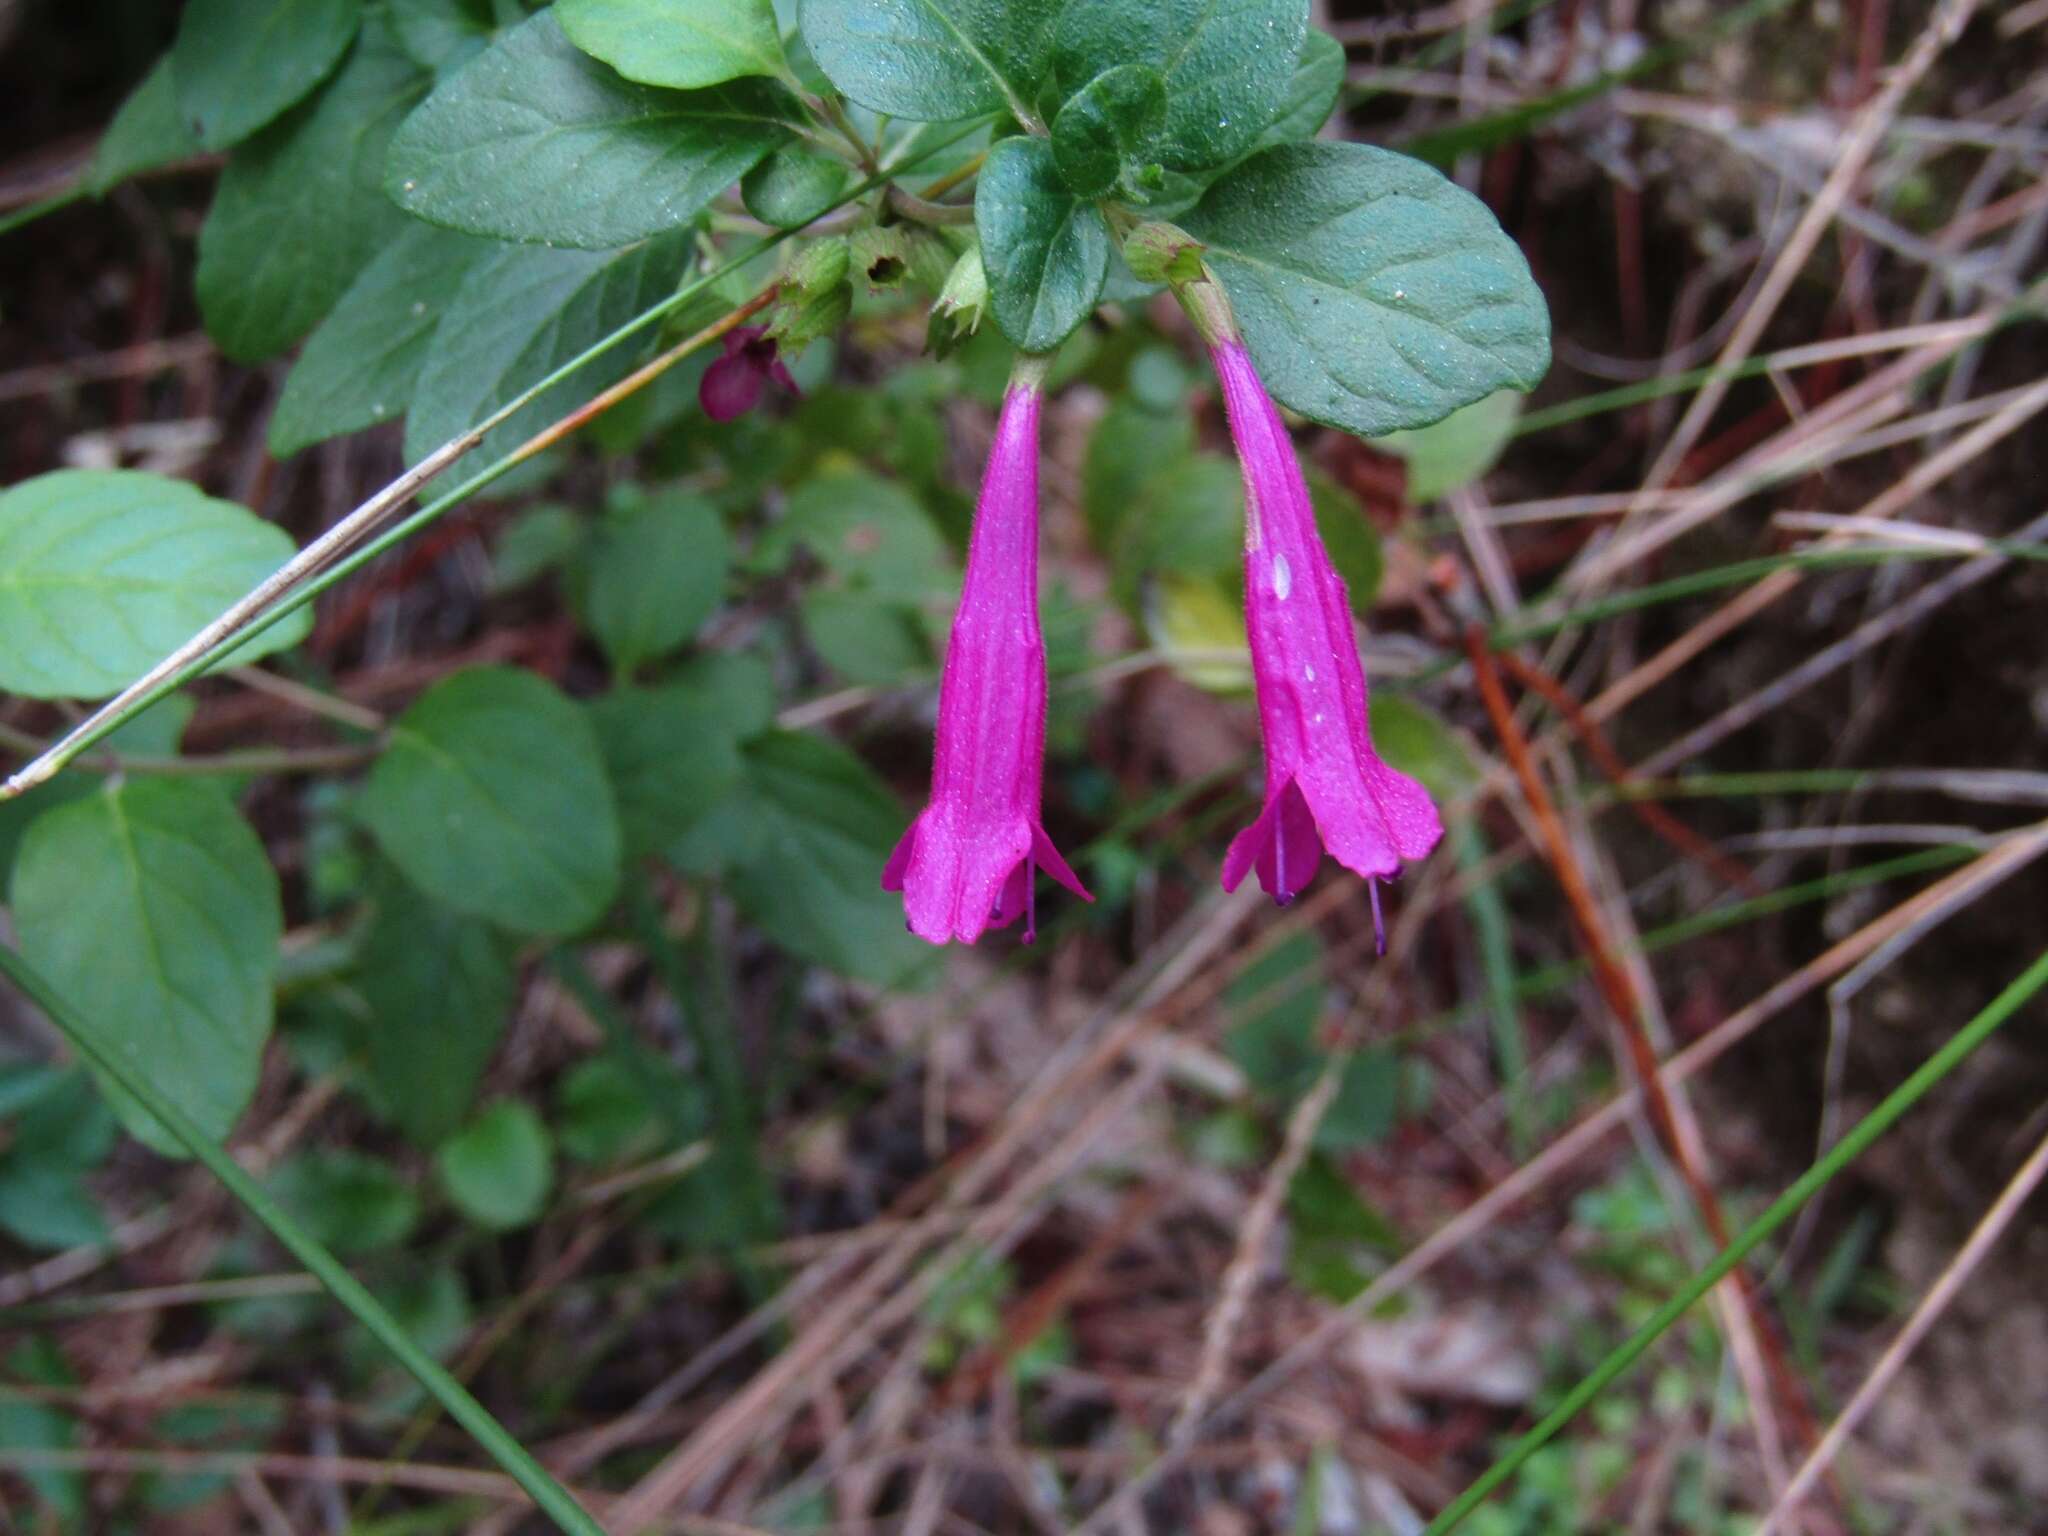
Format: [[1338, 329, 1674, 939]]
[[1272, 553, 1292, 600], [1304, 664, 1316, 682]]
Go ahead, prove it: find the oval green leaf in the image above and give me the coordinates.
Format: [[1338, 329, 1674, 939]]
[[799, 0, 1058, 123], [1256, 26, 1345, 148], [10, 780, 283, 1156], [270, 221, 488, 457], [355, 872, 516, 1147], [86, 60, 202, 195], [1050, 63, 1166, 197], [1375, 388, 1523, 502], [1184, 141, 1551, 437], [195, 20, 428, 362], [589, 652, 773, 860], [574, 489, 731, 675], [268, 1149, 420, 1255], [741, 143, 856, 227], [975, 135, 1110, 353], [436, 1099, 553, 1229], [403, 233, 690, 463], [557, 0, 785, 88], [387, 10, 792, 248], [1053, 0, 1306, 171], [0, 470, 308, 700], [172, 0, 363, 150], [358, 667, 623, 936]]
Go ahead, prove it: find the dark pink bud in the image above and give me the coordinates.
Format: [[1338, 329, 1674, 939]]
[[882, 379, 1092, 945], [699, 327, 798, 422], [1210, 341, 1443, 931]]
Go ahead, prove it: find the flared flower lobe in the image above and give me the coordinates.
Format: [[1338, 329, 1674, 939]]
[[882, 381, 1091, 945]]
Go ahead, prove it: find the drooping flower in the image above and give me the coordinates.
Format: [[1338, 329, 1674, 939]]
[[1210, 339, 1443, 936], [883, 366, 1091, 945], [699, 326, 797, 422]]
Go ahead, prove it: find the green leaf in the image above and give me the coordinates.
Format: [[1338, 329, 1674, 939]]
[[1082, 398, 1193, 551], [195, 21, 428, 361], [436, 1099, 553, 1229], [589, 652, 775, 859], [1375, 388, 1522, 502], [558, 0, 786, 88], [390, 0, 499, 76], [172, 0, 363, 150], [387, 10, 791, 248], [975, 135, 1110, 353], [800, 589, 928, 685], [355, 1261, 472, 1366], [358, 667, 623, 936], [574, 489, 731, 674], [0, 1068, 115, 1250], [1, 1065, 118, 1169], [798, 0, 1057, 123], [355, 875, 516, 1146], [1369, 695, 1475, 799], [556, 1056, 665, 1164], [1256, 26, 1344, 148], [270, 222, 489, 457], [1053, 0, 1306, 171], [722, 731, 935, 988], [0, 470, 308, 700], [1287, 1151, 1401, 1302], [267, 1149, 420, 1255], [492, 504, 585, 590], [0, 1162, 106, 1251], [1113, 452, 1242, 610], [1050, 63, 1166, 197], [1185, 141, 1551, 436], [1146, 574, 1250, 692], [1225, 929, 1325, 1101], [9, 780, 282, 1155], [1318, 1047, 1400, 1150], [85, 59, 202, 195], [1, 702, 191, 883], [0, 1343, 83, 1523], [767, 469, 948, 600], [403, 232, 689, 463], [741, 143, 856, 227]]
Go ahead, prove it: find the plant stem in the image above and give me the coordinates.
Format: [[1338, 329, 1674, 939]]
[[0, 944, 612, 1536], [1419, 946, 2048, 1534]]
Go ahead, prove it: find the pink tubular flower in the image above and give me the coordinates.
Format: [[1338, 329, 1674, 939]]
[[1211, 340, 1443, 936], [883, 372, 1092, 945], [699, 326, 797, 422]]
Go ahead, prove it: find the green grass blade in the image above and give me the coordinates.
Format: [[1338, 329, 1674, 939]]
[[0, 943, 610, 1536], [1420, 946, 2048, 1534]]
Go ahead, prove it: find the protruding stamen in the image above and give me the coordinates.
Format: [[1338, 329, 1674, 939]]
[[1368, 877, 1385, 956], [1024, 866, 1037, 944]]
